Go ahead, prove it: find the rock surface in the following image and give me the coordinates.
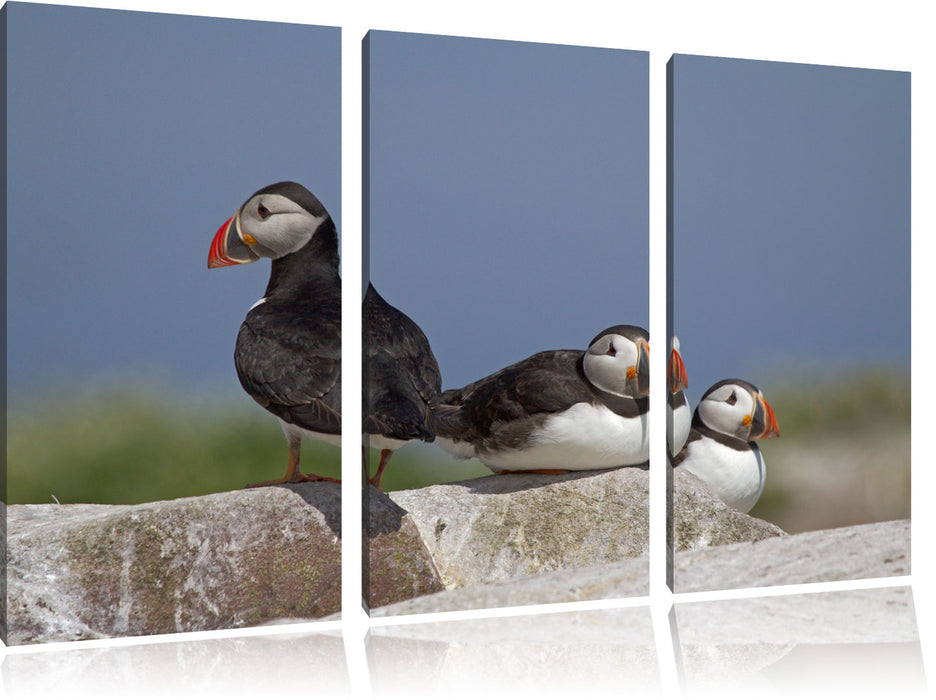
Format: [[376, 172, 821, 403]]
[[672, 518, 909, 592], [385, 468, 651, 590], [371, 519, 909, 615], [383, 467, 782, 591], [364, 487, 445, 609], [7, 484, 343, 645], [371, 552, 649, 615], [7, 464, 835, 645], [671, 468, 786, 550], [6, 482, 448, 645]]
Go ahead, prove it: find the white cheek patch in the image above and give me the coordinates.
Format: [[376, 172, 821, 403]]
[[241, 194, 327, 259], [699, 384, 756, 438], [582, 343, 639, 397], [248, 297, 267, 312], [699, 399, 736, 437], [253, 213, 317, 258]]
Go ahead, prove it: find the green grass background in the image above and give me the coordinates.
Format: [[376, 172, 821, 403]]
[[7, 368, 910, 536], [7, 388, 340, 505], [747, 368, 911, 533]]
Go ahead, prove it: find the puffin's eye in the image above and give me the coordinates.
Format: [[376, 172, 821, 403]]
[[726, 391, 737, 406], [607, 343, 617, 357], [257, 203, 271, 219]]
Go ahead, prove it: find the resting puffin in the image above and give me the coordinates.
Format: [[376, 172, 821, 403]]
[[667, 336, 690, 459], [671, 379, 780, 512], [435, 325, 650, 473], [208, 181, 341, 487], [363, 282, 442, 489]]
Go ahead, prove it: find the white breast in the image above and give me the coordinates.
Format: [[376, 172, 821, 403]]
[[475, 402, 649, 472], [680, 437, 765, 512], [667, 401, 691, 458], [279, 419, 342, 448]]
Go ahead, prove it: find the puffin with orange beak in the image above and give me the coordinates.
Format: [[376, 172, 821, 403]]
[[672, 378, 780, 512], [435, 325, 651, 473], [208, 181, 341, 486]]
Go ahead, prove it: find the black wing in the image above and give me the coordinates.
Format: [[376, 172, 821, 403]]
[[234, 300, 341, 436], [438, 350, 593, 451], [363, 284, 442, 441]]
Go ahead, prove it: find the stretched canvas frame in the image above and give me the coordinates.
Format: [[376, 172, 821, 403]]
[[666, 53, 911, 594], [3, 1, 342, 644], [362, 29, 651, 613]]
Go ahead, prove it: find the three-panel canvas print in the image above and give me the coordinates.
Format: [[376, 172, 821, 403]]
[[2, 1, 921, 694]]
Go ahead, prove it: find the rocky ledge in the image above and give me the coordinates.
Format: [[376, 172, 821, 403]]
[[368, 466, 783, 601], [8, 466, 900, 646]]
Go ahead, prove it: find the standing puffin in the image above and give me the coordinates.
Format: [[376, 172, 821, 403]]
[[435, 325, 650, 473], [363, 282, 442, 489], [667, 336, 690, 459], [208, 181, 341, 487], [672, 379, 780, 512]]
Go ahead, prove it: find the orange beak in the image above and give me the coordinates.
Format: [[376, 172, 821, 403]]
[[208, 214, 260, 268], [668, 346, 688, 394], [753, 394, 780, 439], [636, 339, 650, 396]]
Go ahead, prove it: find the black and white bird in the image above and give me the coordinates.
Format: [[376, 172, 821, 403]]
[[435, 325, 650, 473], [667, 336, 690, 459], [208, 181, 341, 487], [363, 282, 441, 489], [671, 379, 780, 512]]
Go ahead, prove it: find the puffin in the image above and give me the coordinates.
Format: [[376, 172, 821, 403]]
[[435, 325, 650, 473], [671, 379, 780, 512], [667, 336, 690, 459], [208, 181, 341, 487], [363, 282, 442, 489]]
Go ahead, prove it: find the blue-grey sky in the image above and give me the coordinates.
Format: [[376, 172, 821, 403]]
[[6, 2, 340, 400], [366, 31, 649, 390], [6, 8, 910, 415], [670, 55, 910, 406]]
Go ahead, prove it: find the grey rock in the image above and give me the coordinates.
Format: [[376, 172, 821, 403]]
[[673, 518, 909, 592], [387, 468, 651, 589], [10, 460, 893, 646], [7, 484, 343, 645], [371, 552, 649, 615], [372, 519, 910, 615], [386, 466, 783, 592], [671, 467, 786, 550], [364, 486, 445, 609]]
